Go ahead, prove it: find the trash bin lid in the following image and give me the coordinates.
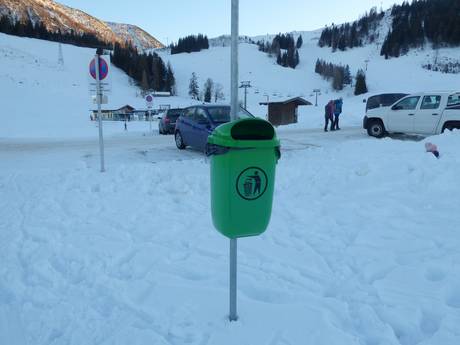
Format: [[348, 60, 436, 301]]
[[208, 118, 280, 148]]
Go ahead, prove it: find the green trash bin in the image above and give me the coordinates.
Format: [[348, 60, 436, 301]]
[[207, 118, 281, 239]]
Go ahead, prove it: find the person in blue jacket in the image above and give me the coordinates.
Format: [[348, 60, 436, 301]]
[[333, 98, 343, 130]]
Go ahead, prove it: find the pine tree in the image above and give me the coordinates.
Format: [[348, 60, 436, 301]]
[[141, 70, 149, 92], [332, 67, 344, 90], [165, 62, 176, 95], [203, 78, 214, 103], [276, 51, 282, 65], [354, 69, 368, 95], [296, 35, 303, 48], [344, 65, 352, 84], [188, 72, 199, 100]]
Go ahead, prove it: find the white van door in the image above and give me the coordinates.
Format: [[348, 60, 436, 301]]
[[413, 95, 442, 134], [386, 96, 421, 133]]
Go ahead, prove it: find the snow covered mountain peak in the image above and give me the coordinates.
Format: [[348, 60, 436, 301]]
[[0, 0, 164, 50]]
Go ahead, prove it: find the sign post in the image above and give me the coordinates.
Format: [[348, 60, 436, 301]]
[[146, 94, 154, 133], [229, 0, 239, 322], [89, 54, 109, 173]]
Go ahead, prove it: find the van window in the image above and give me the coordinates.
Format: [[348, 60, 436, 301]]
[[392, 96, 420, 110], [421, 96, 441, 110], [448, 94, 460, 107]]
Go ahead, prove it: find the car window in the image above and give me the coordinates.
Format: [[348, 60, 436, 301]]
[[366, 94, 408, 111], [207, 106, 254, 122], [421, 96, 441, 110], [447, 94, 460, 107], [194, 108, 209, 124], [183, 108, 195, 119], [366, 96, 381, 111], [393, 96, 420, 110]]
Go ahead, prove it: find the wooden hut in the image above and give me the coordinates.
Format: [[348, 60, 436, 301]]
[[259, 97, 312, 126]]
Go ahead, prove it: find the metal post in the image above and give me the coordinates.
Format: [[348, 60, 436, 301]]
[[95, 54, 105, 173], [244, 87, 247, 109], [239, 81, 251, 109], [149, 110, 152, 133], [229, 238, 238, 321], [313, 89, 320, 107], [229, 0, 239, 322], [230, 0, 239, 121]]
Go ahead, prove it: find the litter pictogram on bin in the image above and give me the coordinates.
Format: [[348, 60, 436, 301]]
[[236, 167, 268, 201]]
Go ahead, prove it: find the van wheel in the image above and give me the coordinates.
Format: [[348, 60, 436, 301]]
[[175, 131, 186, 150], [367, 120, 386, 138]]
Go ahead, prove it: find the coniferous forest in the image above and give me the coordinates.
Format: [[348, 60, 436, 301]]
[[257, 33, 300, 69], [315, 59, 352, 91], [170, 34, 209, 54], [318, 8, 384, 51], [0, 14, 111, 49], [0, 13, 175, 94], [380, 0, 460, 58], [111, 43, 175, 94]]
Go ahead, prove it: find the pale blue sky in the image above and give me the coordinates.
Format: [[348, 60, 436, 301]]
[[59, 0, 404, 45]]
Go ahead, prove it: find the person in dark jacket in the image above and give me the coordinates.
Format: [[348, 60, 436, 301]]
[[333, 98, 343, 130], [324, 100, 335, 132]]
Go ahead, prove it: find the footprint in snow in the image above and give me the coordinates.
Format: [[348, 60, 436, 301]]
[[445, 285, 460, 309], [424, 267, 446, 282]]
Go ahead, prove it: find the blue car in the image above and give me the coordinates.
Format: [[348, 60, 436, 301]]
[[174, 105, 253, 152]]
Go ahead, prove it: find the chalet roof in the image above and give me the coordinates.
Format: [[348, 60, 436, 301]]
[[117, 105, 135, 111], [259, 97, 312, 106]]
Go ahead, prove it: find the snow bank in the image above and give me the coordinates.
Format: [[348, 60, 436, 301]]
[[1, 129, 459, 345]]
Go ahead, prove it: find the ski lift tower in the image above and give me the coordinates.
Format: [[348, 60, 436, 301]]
[[239, 81, 252, 109]]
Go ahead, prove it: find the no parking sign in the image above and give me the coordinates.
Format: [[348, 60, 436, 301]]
[[89, 55, 111, 93], [146, 94, 154, 108]]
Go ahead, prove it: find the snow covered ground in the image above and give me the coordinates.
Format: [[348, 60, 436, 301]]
[[1, 29, 460, 345], [1, 126, 459, 345]]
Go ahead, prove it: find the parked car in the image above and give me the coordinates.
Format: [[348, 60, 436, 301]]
[[174, 105, 254, 151], [159, 108, 183, 134], [364, 93, 409, 111], [363, 91, 460, 137]]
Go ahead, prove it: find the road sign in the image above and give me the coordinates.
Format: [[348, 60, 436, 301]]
[[89, 55, 111, 93], [146, 94, 154, 109], [90, 57, 109, 80]]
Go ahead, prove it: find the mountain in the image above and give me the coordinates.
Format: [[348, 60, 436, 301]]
[[106, 22, 163, 51], [0, 0, 163, 49]]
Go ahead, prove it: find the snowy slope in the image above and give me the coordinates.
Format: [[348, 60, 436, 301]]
[[0, 33, 196, 139], [106, 22, 164, 50], [2, 28, 460, 139], [0, 0, 164, 50], [159, 29, 460, 130]]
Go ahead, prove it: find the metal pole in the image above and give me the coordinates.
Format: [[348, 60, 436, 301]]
[[95, 54, 105, 173], [229, 0, 239, 322], [244, 87, 248, 109], [315, 92, 318, 107], [230, 0, 239, 121], [149, 109, 152, 133], [229, 238, 238, 321]]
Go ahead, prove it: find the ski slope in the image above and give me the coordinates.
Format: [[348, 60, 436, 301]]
[[0, 33, 197, 139], [2, 28, 460, 139]]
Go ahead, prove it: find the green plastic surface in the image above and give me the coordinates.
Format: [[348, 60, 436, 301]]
[[208, 118, 280, 239]]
